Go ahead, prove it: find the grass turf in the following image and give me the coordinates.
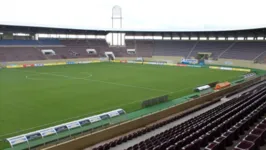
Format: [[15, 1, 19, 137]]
[[0, 62, 243, 140]]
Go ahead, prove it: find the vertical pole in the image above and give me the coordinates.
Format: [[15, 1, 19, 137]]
[[117, 32, 119, 46], [120, 16, 122, 46], [112, 18, 114, 46]]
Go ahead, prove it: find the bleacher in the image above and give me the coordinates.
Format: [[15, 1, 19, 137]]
[[153, 41, 196, 57], [220, 42, 266, 60], [91, 82, 266, 150], [0, 39, 61, 46], [0, 39, 266, 62], [0, 47, 45, 61], [190, 41, 233, 59], [126, 40, 153, 57]]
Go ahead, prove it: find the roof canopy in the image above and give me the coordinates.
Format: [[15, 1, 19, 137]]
[[0, 24, 265, 37]]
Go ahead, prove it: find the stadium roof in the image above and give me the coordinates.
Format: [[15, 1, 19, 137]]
[[0, 24, 266, 37], [1, 0, 266, 32]]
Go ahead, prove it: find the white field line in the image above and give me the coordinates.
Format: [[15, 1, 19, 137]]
[[21, 70, 171, 93], [26, 72, 92, 81], [0, 91, 178, 138], [169, 86, 193, 94]]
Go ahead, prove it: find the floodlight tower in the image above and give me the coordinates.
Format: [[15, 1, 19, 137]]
[[111, 5, 124, 46], [112, 5, 123, 29]]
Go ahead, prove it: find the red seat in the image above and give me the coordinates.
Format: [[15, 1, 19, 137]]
[[254, 124, 266, 145], [214, 136, 226, 150], [234, 140, 255, 150], [205, 142, 218, 150], [244, 134, 260, 150], [256, 123, 266, 131], [261, 119, 266, 125], [222, 131, 234, 146], [250, 128, 264, 137]]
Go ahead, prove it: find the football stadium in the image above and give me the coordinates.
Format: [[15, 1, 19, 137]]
[[0, 1, 266, 150]]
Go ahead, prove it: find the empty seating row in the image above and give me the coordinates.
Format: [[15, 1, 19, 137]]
[[221, 42, 266, 60], [153, 41, 196, 58], [91, 82, 265, 150], [1, 40, 266, 61], [123, 85, 266, 150], [205, 94, 266, 150], [0, 39, 61, 45], [91, 98, 221, 150], [150, 41, 266, 60], [233, 118, 266, 150], [0, 47, 46, 61]]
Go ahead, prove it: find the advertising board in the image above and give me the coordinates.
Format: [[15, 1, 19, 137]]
[[181, 58, 198, 64]]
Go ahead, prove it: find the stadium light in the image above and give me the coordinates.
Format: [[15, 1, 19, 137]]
[[68, 34, 76, 39], [96, 35, 105, 39], [228, 37, 235, 40], [181, 37, 189, 40], [144, 36, 153, 40], [237, 37, 244, 40], [209, 37, 216, 40], [163, 37, 171, 40], [86, 35, 96, 39], [257, 37, 264, 40], [199, 37, 207, 40], [218, 37, 225, 40], [153, 36, 162, 40], [77, 35, 86, 39], [0, 32, 3, 35], [47, 34, 56, 38], [247, 37, 254, 40], [191, 37, 198, 40], [13, 33, 30, 36], [134, 36, 144, 40], [172, 37, 180, 40], [37, 34, 47, 38], [125, 36, 134, 39], [59, 34, 67, 39]]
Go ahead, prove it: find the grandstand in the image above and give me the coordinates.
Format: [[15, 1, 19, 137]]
[[0, 26, 266, 66], [0, 24, 266, 150]]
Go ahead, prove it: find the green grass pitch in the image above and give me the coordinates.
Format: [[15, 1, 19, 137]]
[[0, 62, 244, 140]]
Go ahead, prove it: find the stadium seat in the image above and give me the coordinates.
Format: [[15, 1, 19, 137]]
[[92, 85, 266, 150], [250, 128, 266, 145], [244, 134, 261, 150], [234, 140, 255, 150]]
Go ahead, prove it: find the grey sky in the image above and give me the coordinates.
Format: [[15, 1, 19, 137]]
[[0, 0, 265, 31]]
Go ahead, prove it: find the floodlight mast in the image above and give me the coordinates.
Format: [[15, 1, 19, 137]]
[[111, 5, 123, 46], [112, 5, 123, 29]]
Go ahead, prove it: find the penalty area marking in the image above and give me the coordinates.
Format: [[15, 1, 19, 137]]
[[79, 72, 93, 78], [21, 70, 170, 93], [25, 75, 55, 81], [25, 72, 93, 81]]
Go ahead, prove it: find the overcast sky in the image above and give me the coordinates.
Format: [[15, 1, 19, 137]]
[[0, 0, 265, 31]]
